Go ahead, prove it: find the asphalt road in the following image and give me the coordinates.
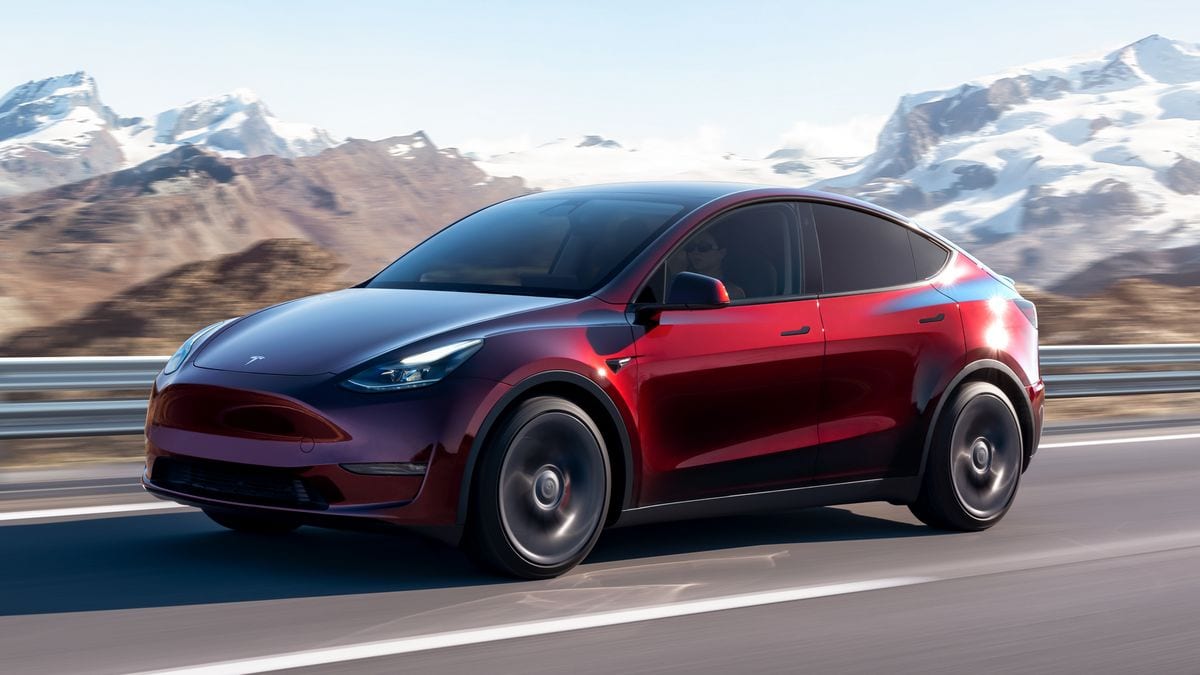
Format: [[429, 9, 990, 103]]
[[2, 420, 1200, 674]]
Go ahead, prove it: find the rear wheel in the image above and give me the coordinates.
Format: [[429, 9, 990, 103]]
[[909, 381, 1022, 531], [203, 508, 301, 534], [466, 396, 610, 579]]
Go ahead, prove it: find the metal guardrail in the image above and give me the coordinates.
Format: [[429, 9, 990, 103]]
[[0, 400, 150, 439], [0, 356, 168, 439], [1040, 344, 1200, 399], [0, 346, 1198, 439], [1039, 344, 1200, 367], [1043, 371, 1200, 398], [0, 356, 170, 392]]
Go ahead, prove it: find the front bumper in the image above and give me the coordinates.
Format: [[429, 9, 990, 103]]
[[143, 364, 509, 527]]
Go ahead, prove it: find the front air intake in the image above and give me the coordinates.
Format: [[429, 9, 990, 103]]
[[151, 456, 333, 510]]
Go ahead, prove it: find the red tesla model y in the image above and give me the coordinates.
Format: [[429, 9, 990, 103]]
[[143, 182, 1044, 578]]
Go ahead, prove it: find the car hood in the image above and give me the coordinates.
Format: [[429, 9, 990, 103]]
[[193, 288, 569, 376]]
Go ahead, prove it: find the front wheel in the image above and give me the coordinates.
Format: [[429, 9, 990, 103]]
[[909, 381, 1023, 531], [466, 396, 611, 579]]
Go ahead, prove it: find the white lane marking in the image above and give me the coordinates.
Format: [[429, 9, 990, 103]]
[[134, 577, 932, 675], [0, 502, 191, 522], [0, 483, 140, 495], [1040, 432, 1200, 449]]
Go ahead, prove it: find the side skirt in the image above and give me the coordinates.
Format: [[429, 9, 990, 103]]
[[612, 477, 921, 528]]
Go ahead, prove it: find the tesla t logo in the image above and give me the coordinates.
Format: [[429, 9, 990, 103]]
[[245, 355, 266, 366]]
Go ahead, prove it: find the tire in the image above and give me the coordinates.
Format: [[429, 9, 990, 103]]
[[203, 508, 301, 534], [909, 381, 1023, 531], [466, 396, 611, 579]]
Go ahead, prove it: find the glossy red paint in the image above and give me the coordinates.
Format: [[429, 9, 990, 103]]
[[931, 252, 1044, 459], [816, 280, 965, 481], [142, 182, 1043, 544], [633, 300, 825, 503]]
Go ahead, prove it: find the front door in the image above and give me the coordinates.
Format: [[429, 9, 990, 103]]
[[631, 202, 826, 504]]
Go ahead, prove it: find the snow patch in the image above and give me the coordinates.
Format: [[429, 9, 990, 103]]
[[1159, 88, 1200, 120]]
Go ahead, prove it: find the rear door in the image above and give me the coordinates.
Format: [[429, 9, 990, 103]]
[[809, 202, 964, 481], [631, 202, 826, 504]]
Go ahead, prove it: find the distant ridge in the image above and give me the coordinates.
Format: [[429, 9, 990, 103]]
[[0, 71, 338, 196], [0, 132, 529, 340]]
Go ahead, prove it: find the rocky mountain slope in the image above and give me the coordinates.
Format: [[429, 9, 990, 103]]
[[0, 72, 337, 196], [0, 132, 528, 340], [0, 239, 346, 356], [5, 34, 1200, 315], [1023, 279, 1200, 345], [1047, 243, 1200, 295]]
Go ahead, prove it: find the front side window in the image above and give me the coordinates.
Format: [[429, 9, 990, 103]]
[[368, 194, 687, 297], [812, 203, 919, 294], [638, 203, 800, 303]]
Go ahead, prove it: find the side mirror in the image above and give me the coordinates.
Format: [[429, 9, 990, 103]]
[[634, 272, 730, 325], [667, 271, 731, 307]]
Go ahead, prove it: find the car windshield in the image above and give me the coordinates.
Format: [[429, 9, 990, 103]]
[[366, 194, 688, 297]]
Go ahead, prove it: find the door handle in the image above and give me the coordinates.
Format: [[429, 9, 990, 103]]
[[780, 326, 811, 336], [919, 313, 945, 324]]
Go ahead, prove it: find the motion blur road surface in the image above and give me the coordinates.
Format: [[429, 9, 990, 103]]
[[2, 420, 1200, 674]]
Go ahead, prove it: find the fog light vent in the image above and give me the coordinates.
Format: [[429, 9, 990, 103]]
[[339, 462, 427, 476]]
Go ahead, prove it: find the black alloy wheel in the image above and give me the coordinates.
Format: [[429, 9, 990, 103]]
[[467, 396, 611, 579], [910, 381, 1023, 531]]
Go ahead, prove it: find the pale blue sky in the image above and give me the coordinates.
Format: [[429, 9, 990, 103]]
[[2, 0, 1197, 155]]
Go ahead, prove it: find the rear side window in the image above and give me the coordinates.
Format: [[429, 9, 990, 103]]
[[812, 203, 916, 294], [910, 231, 950, 279]]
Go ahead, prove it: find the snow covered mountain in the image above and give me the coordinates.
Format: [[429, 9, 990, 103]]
[[467, 35, 1200, 291], [5, 36, 1200, 291], [0, 72, 338, 196], [0, 73, 127, 195], [823, 34, 1200, 289], [140, 89, 337, 160], [468, 134, 862, 190]]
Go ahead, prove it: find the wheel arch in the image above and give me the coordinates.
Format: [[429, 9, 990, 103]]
[[455, 371, 635, 527], [919, 359, 1036, 483]]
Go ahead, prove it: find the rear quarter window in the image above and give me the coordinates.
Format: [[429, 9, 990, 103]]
[[812, 203, 916, 294], [910, 231, 950, 279]]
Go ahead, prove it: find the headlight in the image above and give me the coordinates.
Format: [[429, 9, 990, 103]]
[[341, 339, 483, 392], [163, 320, 232, 375]]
